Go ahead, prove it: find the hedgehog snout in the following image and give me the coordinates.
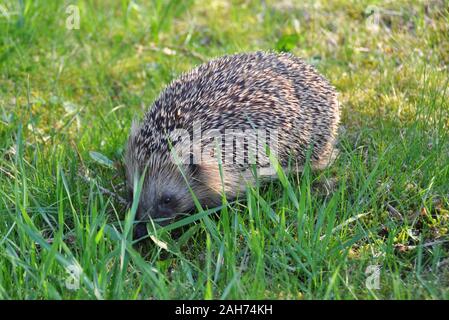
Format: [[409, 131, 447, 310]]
[[132, 201, 177, 241], [136, 195, 176, 222], [133, 222, 148, 240]]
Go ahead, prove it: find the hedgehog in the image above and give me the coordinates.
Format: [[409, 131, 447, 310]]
[[125, 51, 340, 239]]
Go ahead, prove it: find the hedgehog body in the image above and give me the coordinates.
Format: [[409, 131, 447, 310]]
[[125, 51, 340, 233]]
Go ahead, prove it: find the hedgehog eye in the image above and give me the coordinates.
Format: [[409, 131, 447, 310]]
[[162, 196, 172, 205]]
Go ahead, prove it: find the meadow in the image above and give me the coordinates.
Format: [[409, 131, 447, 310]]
[[0, 0, 448, 299]]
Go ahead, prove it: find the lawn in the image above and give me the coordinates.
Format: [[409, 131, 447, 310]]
[[0, 0, 448, 299]]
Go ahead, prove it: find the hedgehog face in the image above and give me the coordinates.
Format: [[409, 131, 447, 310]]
[[137, 171, 192, 223], [126, 160, 200, 239], [127, 169, 186, 218]]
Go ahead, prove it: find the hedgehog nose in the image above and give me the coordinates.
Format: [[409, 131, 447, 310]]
[[133, 223, 148, 240]]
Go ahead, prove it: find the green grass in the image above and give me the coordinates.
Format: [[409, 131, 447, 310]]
[[0, 0, 448, 299]]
